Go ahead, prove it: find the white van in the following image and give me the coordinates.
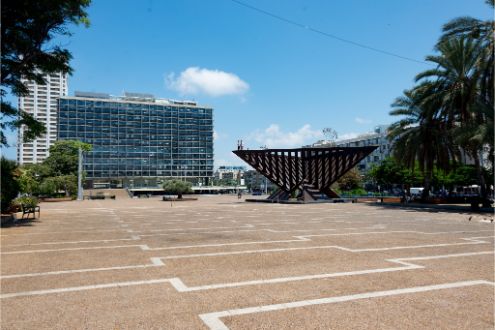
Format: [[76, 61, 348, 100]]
[[410, 187, 424, 196]]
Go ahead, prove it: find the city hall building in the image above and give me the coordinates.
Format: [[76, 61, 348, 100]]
[[57, 92, 214, 188]]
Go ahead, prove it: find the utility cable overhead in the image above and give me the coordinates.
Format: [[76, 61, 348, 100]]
[[228, 0, 429, 65]]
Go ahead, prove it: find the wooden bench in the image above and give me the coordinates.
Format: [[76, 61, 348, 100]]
[[20, 204, 40, 220]]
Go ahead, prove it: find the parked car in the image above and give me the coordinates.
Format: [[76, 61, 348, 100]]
[[251, 189, 262, 196]]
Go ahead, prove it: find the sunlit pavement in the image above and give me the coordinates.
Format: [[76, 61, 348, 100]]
[[1, 195, 493, 329]]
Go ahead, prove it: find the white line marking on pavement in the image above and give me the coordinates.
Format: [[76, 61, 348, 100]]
[[1, 257, 164, 279], [167, 251, 494, 292], [0, 278, 174, 299], [144, 225, 255, 233], [2, 237, 141, 248], [297, 230, 494, 239], [156, 237, 491, 259], [199, 280, 495, 330], [6, 230, 489, 255], [0, 228, 125, 236], [144, 238, 311, 251], [1, 244, 150, 255], [3, 248, 491, 296]]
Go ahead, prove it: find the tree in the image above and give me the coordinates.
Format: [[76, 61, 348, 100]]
[[426, 0, 494, 200], [1, 157, 20, 213], [435, 165, 478, 191], [336, 168, 362, 191], [15, 163, 51, 196], [17, 167, 39, 195], [43, 140, 92, 176], [388, 85, 457, 199], [1, 0, 91, 146], [439, 0, 494, 108], [162, 180, 193, 199], [39, 175, 77, 197], [415, 36, 492, 200], [387, 0, 494, 204], [367, 158, 423, 189], [39, 178, 58, 197], [13, 141, 90, 198]]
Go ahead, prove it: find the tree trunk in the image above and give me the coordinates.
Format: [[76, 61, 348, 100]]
[[421, 173, 431, 202], [421, 163, 433, 202], [473, 153, 489, 207]]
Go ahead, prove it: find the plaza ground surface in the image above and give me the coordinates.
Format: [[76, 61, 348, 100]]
[[1, 195, 494, 329]]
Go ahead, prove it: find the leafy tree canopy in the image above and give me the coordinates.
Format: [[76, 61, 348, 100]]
[[1, 157, 20, 212], [336, 168, 362, 191], [162, 180, 193, 199], [367, 158, 423, 187], [43, 140, 92, 176], [1, 0, 91, 146], [39, 175, 77, 197], [387, 0, 494, 200]]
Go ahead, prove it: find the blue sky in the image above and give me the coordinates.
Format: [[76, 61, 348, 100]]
[[3, 0, 491, 167]]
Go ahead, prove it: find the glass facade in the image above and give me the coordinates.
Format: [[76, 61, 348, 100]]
[[57, 96, 213, 187]]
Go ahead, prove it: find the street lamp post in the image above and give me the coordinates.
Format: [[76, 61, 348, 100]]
[[260, 145, 268, 195], [77, 147, 83, 201]]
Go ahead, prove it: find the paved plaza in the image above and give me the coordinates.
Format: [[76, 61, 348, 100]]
[[1, 196, 494, 329]]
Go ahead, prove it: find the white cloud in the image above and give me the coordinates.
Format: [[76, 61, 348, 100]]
[[213, 130, 228, 141], [166, 67, 249, 97], [246, 124, 323, 149], [354, 117, 372, 124]]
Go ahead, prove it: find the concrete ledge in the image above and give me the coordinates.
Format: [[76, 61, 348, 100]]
[[1, 214, 15, 226], [244, 198, 356, 204], [372, 202, 495, 213], [162, 197, 198, 202], [41, 197, 73, 202]]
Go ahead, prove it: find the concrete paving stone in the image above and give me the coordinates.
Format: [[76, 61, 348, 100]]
[[223, 285, 494, 329], [1, 196, 493, 329]]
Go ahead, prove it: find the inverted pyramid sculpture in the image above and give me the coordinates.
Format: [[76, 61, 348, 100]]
[[233, 146, 377, 202]]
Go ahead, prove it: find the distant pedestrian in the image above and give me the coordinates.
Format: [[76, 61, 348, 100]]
[[237, 191, 242, 199]]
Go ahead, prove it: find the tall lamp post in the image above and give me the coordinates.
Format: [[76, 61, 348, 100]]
[[260, 145, 268, 195], [77, 147, 83, 201]]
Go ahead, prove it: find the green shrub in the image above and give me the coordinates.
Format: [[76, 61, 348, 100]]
[[162, 180, 193, 199], [350, 188, 367, 196], [39, 175, 77, 197], [1, 157, 20, 213], [39, 178, 58, 196], [13, 196, 39, 209]]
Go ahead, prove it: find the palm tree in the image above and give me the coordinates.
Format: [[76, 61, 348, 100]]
[[389, 0, 493, 203], [439, 0, 494, 168], [415, 36, 491, 200], [440, 0, 494, 43], [388, 85, 457, 200]]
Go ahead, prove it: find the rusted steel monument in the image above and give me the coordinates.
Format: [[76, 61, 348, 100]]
[[233, 145, 377, 202]]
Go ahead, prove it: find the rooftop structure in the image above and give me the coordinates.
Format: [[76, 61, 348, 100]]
[[215, 165, 246, 181], [308, 125, 393, 172]]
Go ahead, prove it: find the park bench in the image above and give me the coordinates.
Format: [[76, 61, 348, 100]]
[[20, 204, 40, 220]]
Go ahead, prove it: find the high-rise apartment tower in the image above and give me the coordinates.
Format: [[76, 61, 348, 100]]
[[17, 72, 68, 164]]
